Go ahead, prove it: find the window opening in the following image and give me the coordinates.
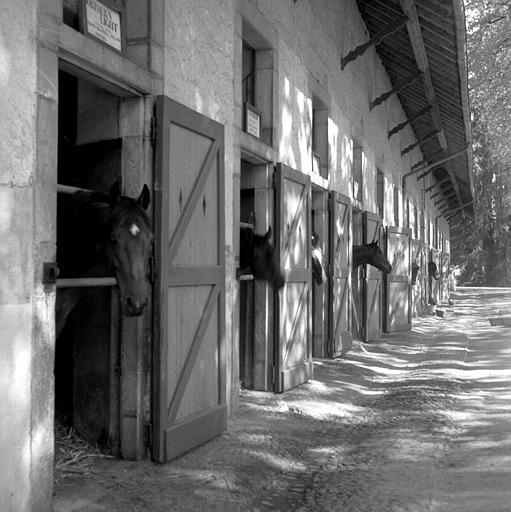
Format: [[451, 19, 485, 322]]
[[242, 42, 256, 107], [353, 145, 363, 205], [414, 205, 418, 239], [240, 21, 275, 146], [312, 97, 329, 179], [393, 186, 399, 226], [376, 169, 384, 218]]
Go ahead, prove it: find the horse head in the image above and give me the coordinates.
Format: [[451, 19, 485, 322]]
[[365, 241, 392, 274], [311, 233, 327, 285], [353, 241, 392, 274], [240, 226, 285, 290], [105, 182, 153, 316]]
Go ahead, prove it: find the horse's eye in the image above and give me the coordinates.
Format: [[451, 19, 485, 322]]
[[110, 236, 118, 245]]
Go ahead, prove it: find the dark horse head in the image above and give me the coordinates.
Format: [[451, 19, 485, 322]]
[[311, 233, 327, 285], [240, 226, 285, 290], [353, 241, 392, 274], [105, 182, 153, 316]]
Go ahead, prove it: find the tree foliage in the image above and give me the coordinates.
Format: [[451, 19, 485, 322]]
[[451, 0, 511, 285]]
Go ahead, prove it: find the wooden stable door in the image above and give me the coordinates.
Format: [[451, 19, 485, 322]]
[[385, 227, 412, 332], [328, 192, 352, 357], [274, 163, 313, 392], [363, 212, 384, 341], [411, 239, 424, 315], [430, 248, 441, 303], [153, 96, 226, 462], [440, 252, 450, 302]]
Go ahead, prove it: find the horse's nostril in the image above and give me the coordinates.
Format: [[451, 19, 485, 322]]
[[126, 297, 147, 316]]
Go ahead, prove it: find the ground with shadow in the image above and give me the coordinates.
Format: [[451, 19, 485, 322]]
[[53, 288, 511, 511]]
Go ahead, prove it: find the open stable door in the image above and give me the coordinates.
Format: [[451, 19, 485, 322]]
[[274, 163, 313, 392], [385, 226, 412, 332], [363, 212, 384, 341], [440, 252, 450, 302], [152, 96, 226, 462], [411, 239, 424, 315], [430, 248, 441, 303], [328, 192, 352, 357]]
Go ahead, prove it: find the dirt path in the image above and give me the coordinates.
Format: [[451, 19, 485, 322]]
[[53, 288, 511, 511]]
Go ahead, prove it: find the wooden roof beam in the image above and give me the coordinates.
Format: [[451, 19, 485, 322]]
[[341, 15, 408, 69], [437, 200, 474, 222], [399, 0, 466, 216], [371, 70, 422, 111], [431, 186, 453, 200], [405, 144, 468, 185], [425, 175, 451, 192], [388, 105, 433, 139], [436, 192, 456, 207], [401, 129, 439, 156], [399, 0, 447, 150]]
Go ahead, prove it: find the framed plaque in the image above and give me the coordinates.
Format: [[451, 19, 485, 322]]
[[244, 102, 261, 139], [81, 0, 126, 53]]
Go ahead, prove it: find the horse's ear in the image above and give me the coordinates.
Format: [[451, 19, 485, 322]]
[[109, 181, 122, 205], [264, 226, 272, 242], [137, 184, 150, 210]]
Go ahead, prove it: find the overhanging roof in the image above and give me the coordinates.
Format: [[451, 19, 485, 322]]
[[352, 0, 473, 223]]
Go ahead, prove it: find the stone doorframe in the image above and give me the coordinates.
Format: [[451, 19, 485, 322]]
[[35, 8, 164, 502]]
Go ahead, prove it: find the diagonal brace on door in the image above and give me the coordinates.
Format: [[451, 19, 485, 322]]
[[166, 284, 221, 425], [167, 139, 219, 263]]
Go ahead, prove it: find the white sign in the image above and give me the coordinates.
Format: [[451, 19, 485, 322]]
[[245, 107, 261, 139], [85, 0, 122, 52]]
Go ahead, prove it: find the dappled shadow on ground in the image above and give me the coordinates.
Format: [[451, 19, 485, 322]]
[[53, 288, 511, 512]]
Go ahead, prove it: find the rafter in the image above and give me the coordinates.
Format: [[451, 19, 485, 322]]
[[403, 145, 469, 183], [435, 192, 456, 207], [388, 105, 433, 139], [341, 15, 408, 69], [399, 0, 468, 220], [425, 176, 451, 192], [437, 200, 473, 222], [431, 186, 453, 200], [370, 70, 422, 111], [401, 129, 439, 156], [445, 202, 474, 221]]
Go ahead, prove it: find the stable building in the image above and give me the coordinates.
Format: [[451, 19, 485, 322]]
[[0, 1, 472, 510]]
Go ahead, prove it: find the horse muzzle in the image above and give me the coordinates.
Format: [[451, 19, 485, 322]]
[[124, 297, 147, 316]]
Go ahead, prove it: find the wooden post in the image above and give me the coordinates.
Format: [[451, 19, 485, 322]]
[[253, 163, 274, 391]]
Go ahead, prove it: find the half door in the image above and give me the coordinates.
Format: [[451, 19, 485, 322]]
[[328, 192, 352, 357], [440, 251, 450, 302], [430, 248, 441, 304], [385, 226, 412, 332], [363, 211, 384, 341], [411, 239, 424, 316], [153, 96, 226, 462], [274, 163, 312, 392]]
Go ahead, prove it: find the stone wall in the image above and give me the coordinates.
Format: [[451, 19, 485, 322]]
[[0, 0, 56, 511]]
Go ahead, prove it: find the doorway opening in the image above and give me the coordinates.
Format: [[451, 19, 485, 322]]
[[311, 187, 329, 358], [238, 158, 274, 391], [351, 208, 363, 340], [55, 70, 122, 455]]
